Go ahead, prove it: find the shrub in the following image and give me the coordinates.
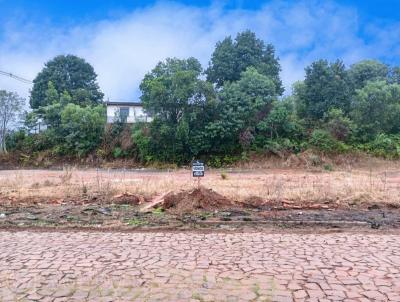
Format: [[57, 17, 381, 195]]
[[309, 129, 347, 153], [366, 134, 400, 158], [324, 108, 354, 142], [60, 103, 106, 157], [262, 138, 302, 156], [112, 147, 123, 159]]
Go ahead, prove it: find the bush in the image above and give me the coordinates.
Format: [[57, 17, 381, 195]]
[[60, 103, 106, 157], [262, 138, 302, 156], [6, 129, 59, 153], [324, 108, 354, 142], [309, 129, 347, 153], [112, 147, 123, 159], [366, 134, 400, 158]]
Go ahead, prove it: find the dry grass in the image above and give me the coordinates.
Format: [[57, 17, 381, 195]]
[[1, 165, 399, 207]]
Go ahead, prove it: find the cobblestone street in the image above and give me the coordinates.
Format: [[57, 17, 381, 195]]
[[1, 231, 400, 301]]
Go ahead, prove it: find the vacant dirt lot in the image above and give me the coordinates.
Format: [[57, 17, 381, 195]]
[[1, 168, 399, 207]]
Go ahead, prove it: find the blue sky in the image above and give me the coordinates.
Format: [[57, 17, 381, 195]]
[[1, 0, 400, 100]]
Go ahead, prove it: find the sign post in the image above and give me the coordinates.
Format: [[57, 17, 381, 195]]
[[192, 160, 204, 188]]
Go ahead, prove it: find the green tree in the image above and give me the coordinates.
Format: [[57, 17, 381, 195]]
[[206, 67, 277, 152], [389, 66, 400, 84], [348, 60, 388, 90], [301, 59, 351, 120], [60, 104, 106, 157], [138, 57, 216, 163], [351, 81, 400, 141], [30, 55, 103, 109], [0, 90, 25, 153], [206, 30, 283, 95], [324, 108, 354, 142], [257, 99, 302, 140]]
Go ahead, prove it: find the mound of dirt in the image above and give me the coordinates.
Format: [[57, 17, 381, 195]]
[[163, 187, 235, 213]]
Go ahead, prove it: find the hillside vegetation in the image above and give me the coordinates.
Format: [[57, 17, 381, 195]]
[[2, 30, 400, 167]]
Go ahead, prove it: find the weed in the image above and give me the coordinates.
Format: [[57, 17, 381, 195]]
[[81, 184, 88, 195], [152, 207, 165, 216], [323, 164, 333, 171], [126, 218, 146, 226], [220, 172, 228, 180], [253, 283, 260, 297]]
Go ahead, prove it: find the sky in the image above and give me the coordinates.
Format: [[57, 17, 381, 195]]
[[0, 0, 400, 102]]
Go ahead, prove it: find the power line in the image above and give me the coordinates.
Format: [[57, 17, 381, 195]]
[[0, 70, 32, 84]]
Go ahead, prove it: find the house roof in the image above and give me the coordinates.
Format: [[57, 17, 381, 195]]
[[105, 101, 142, 106]]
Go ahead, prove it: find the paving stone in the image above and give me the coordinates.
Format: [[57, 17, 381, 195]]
[[0, 231, 399, 301]]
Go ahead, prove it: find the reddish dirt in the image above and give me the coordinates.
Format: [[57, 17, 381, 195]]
[[163, 186, 234, 213], [112, 193, 147, 205]]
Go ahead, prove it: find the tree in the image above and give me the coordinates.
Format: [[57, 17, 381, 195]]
[[301, 59, 351, 120], [30, 55, 103, 109], [348, 60, 389, 90], [351, 81, 400, 141], [138, 57, 216, 163], [324, 108, 354, 142], [206, 30, 283, 95], [60, 104, 106, 157], [0, 90, 25, 153], [205, 67, 277, 152], [257, 99, 301, 140], [389, 66, 400, 84]]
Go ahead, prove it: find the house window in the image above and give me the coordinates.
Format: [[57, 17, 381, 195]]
[[119, 107, 129, 123]]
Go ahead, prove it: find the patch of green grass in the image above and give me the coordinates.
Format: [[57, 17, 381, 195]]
[[126, 218, 146, 226], [199, 212, 213, 220], [152, 207, 165, 216]]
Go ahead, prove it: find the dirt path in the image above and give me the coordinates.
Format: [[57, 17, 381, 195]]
[[1, 230, 400, 301]]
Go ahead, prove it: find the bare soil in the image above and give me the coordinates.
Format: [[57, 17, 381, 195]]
[[163, 187, 234, 213], [1, 166, 400, 231], [1, 201, 399, 231]]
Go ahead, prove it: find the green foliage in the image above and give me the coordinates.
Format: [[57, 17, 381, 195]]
[[30, 55, 103, 109], [11, 33, 400, 164], [389, 67, 400, 84], [309, 129, 347, 153], [206, 30, 283, 95], [207, 155, 240, 168], [348, 60, 389, 90], [59, 104, 106, 157], [351, 81, 400, 141], [364, 134, 400, 158], [324, 108, 354, 142], [7, 129, 59, 154], [300, 60, 351, 120], [261, 138, 303, 156], [112, 147, 123, 158], [257, 99, 304, 140], [132, 126, 152, 162], [206, 67, 277, 153], [139, 57, 216, 163], [0, 90, 25, 153]]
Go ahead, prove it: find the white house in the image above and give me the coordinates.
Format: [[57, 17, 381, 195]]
[[106, 101, 152, 123]]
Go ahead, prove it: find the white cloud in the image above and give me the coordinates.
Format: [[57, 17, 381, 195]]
[[0, 0, 399, 102]]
